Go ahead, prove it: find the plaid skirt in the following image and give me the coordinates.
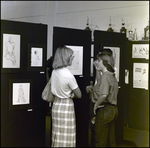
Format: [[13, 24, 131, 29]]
[[51, 97, 76, 147]]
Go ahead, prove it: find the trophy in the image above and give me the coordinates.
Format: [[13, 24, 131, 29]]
[[128, 23, 134, 40], [85, 16, 91, 31], [107, 16, 114, 32], [120, 19, 126, 33], [143, 18, 149, 40]]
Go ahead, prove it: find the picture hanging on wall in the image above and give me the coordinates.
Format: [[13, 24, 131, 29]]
[[66, 45, 83, 75], [28, 44, 45, 71], [103, 46, 120, 82], [1, 32, 22, 73], [9, 79, 33, 110], [132, 44, 149, 59], [133, 63, 148, 90]]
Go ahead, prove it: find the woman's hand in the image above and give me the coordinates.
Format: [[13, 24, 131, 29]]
[[86, 85, 93, 93]]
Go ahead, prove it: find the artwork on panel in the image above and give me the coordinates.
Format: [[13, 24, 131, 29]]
[[125, 69, 129, 84], [28, 44, 45, 71], [9, 79, 33, 110], [132, 44, 149, 59], [103, 46, 120, 82], [66, 45, 83, 75], [133, 63, 148, 90], [2, 33, 21, 68]]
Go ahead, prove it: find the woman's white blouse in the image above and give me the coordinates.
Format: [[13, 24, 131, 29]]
[[51, 67, 78, 98]]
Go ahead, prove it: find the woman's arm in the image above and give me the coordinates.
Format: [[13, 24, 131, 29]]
[[93, 94, 107, 114], [72, 87, 82, 98]]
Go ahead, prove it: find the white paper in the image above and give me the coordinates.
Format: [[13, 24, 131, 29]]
[[125, 69, 129, 84], [133, 63, 149, 89], [66, 45, 83, 75], [132, 44, 149, 59], [12, 83, 30, 105], [3, 34, 20, 68], [31, 47, 43, 67]]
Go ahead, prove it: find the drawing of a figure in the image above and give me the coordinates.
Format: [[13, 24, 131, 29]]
[[5, 36, 16, 65], [17, 85, 26, 103], [32, 50, 40, 66]]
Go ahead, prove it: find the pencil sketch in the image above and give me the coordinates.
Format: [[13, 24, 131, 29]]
[[17, 85, 26, 103], [66, 45, 83, 75], [3, 34, 20, 68], [132, 44, 149, 59], [12, 83, 30, 105], [5, 36, 16, 65], [31, 47, 43, 67]]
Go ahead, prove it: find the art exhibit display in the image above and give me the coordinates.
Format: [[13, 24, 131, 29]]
[[66, 45, 83, 75], [132, 44, 149, 59], [2, 33, 21, 68], [133, 63, 148, 90], [103, 46, 120, 82]]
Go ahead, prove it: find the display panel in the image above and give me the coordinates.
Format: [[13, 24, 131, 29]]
[[66, 45, 83, 75], [9, 79, 33, 110]]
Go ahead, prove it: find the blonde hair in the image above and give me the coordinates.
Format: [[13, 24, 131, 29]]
[[52, 46, 74, 69]]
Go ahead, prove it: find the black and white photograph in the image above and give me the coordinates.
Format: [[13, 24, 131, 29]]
[[1, 1, 149, 147]]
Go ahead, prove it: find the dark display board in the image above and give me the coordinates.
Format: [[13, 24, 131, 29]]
[[94, 30, 127, 145], [53, 27, 91, 147], [1, 20, 47, 147], [126, 40, 149, 131]]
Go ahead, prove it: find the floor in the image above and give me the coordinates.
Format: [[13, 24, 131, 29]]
[[45, 116, 149, 147]]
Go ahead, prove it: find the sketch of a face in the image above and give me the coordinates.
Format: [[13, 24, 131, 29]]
[[9, 36, 13, 43]]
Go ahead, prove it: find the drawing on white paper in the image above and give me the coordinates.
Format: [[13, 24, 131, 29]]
[[125, 69, 129, 84], [66, 45, 83, 75], [104, 46, 120, 82], [17, 85, 26, 103], [13, 83, 30, 105], [5, 36, 16, 65], [3, 34, 20, 68], [31, 47, 43, 67], [133, 63, 148, 89], [132, 44, 149, 59]]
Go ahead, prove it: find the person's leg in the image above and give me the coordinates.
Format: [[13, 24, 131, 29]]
[[95, 108, 109, 147], [108, 107, 118, 147]]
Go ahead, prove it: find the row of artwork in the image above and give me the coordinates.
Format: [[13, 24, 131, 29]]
[[2, 33, 45, 73]]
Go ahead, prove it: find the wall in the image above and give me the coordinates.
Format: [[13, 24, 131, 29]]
[[1, 1, 149, 59]]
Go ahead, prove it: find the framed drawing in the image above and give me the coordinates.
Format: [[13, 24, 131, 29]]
[[1, 32, 22, 73], [132, 44, 149, 59], [66, 45, 83, 75], [28, 44, 46, 71], [133, 63, 148, 90], [9, 79, 33, 110], [103, 46, 120, 82]]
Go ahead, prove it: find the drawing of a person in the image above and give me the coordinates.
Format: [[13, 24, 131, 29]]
[[5, 36, 16, 65], [32, 50, 40, 66], [17, 85, 26, 103]]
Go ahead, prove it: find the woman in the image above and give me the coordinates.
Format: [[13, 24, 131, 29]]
[[86, 48, 114, 147], [93, 52, 118, 147], [50, 46, 82, 147]]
